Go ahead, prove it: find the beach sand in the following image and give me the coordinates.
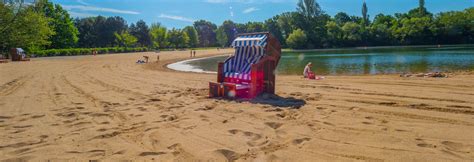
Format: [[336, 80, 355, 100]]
[[0, 49, 473, 161]]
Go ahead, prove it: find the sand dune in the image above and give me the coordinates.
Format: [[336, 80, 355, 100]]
[[0, 49, 473, 161]]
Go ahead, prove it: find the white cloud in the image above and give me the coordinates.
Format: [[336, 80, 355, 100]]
[[76, 0, 90, 6], [62, 5, 140, 15], [242, 7, 259, 14], [159, 14, 195, 23], [68, 11, 97, 18]]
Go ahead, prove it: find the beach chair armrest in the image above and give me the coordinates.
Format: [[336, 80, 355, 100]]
[[217, 62, 225, 83]]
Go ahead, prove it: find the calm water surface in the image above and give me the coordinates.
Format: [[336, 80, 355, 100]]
[[180, 45, 474, 75]]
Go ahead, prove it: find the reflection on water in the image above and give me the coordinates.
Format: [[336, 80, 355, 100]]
[[181, 45, 474, 75]]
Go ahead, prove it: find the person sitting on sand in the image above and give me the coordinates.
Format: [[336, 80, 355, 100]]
[[143, 56, 149, 63], [303, 62, 313, 78]]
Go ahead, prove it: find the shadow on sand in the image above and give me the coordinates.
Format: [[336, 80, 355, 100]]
[[248, 93, 306, 108]]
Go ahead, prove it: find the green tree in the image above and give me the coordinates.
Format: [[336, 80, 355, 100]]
[[434, 8, 473, 44], [407, 0, 432, 18], [277, 12, 296, 39], [75, 16, 128, 48], [295, 0, 328, 48], [245, 22, 265, 33], [362, 1, 369, 26], [75, 17, 97, 48], [391, 17, 433, 44], [130, 20, 151, 47], [219, 20, 237, 46], [325, 21, 343, 47], [193, 20, 217, 47], [286, 29, 307, 49], [0, 1, 54, 54], [342, 22, 362, 46], [265, 16, 286, 46], [167, 28, 189, 48], [114, 31, 137, 48], [149, 23, 168, 49], [419, 0, 426, 16], [38, 0, 78, 48], [183, 26, 199, 48], [296, 0, 323, 19], [370, 14, 396, 45], [334, 12, 351, 25], [104, 16, 128, 47], [215, 27, 227, 47]]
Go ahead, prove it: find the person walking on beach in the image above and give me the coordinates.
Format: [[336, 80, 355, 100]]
[[193, 50, 196, 57], [190, 50, 193, 57], [303, 62, 313, 78]]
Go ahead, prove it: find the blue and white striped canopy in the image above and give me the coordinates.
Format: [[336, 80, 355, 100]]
[[231, 34, 268, 47]]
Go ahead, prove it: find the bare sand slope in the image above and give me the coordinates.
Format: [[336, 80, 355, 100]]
[[0, 49, 473, 161]]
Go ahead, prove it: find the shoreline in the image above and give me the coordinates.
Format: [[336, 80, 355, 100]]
[[284, 44, 474, 53], [162, 52, 474, 77]]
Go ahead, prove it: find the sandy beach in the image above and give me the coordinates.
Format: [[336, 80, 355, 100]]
[[0, 49, 473, 161]]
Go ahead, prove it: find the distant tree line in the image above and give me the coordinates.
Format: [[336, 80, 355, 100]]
[[1, 0, 473, 56]]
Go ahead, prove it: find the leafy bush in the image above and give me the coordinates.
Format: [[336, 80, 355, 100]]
[[30, 47, 150, 57]]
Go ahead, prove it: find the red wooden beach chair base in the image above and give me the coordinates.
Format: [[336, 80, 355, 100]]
[[209, 82, 251, 99]]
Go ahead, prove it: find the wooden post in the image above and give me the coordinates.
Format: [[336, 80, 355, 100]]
[[250, 64, 258, 98]]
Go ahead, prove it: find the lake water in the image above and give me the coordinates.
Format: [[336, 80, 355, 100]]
[[169, 45, 474, 75]]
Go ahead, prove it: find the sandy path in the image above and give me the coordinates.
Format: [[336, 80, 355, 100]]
[[0, 49, 473, 161]]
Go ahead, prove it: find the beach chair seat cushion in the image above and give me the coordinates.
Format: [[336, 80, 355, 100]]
[[224, 72, 251, 81]]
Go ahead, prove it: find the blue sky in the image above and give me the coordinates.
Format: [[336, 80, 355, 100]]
[[52, 0, 473, 29]]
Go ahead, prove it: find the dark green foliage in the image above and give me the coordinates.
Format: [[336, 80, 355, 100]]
[[75, 16, 129, 48], [0, 1, 54, 55], [362, 1, 369, 26], [334, 12, 351, 25], [37, 0, 79, 49], [183, 26, 199, 48], [193, 20, 217, 47], [167, 28, 189, 48], [31, 47, 148, 57], [130, 20, 152, 47]]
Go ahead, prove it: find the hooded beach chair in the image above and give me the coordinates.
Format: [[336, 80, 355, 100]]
[[10, 48, 30, 61], [209, 32, 281, 99]]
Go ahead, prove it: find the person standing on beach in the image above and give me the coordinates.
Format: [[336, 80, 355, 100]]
[[193, 50, 196, 57], [190, 50, 193, 57]]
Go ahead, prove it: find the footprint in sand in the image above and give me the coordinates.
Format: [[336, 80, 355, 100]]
[[417, 143, 436, 148], [148, 98, 162, 102], [113, 150, 127, 155], [97, 128, 108, 132], [195, 104, 215, 111], [292, 137, 311, 146], [441, 141, 473, 153], [265, 122, 283, 129], [137, 107, 147, 112], [30, 114, 45, 119], [0, 116, 13, 121], [139, 152, 166, 156], [214, 149, 240, 162], [228, 129, 266, 147], [323, 122, 335, 126], [88, 149, 106, 157], [12, 125, 33, 129], [362, 122, 372, 125], [160, 114, 177, 122]]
